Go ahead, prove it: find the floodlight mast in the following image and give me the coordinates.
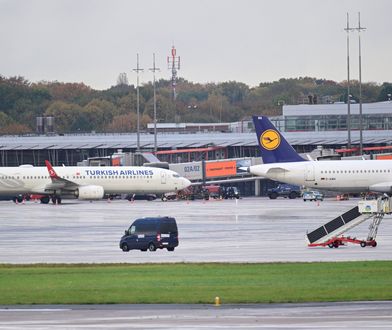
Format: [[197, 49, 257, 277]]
[[149, 53, 160, 153], [344, 13, 354, 149], [133, 54, 143, 152], [355, 12, 366, 156]]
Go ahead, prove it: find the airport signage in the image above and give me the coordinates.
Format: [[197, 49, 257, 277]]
[[169, 162, 203, 180], [205, 160, 237, 178]]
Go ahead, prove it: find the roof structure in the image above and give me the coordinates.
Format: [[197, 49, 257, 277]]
[[283, 101, 392, 117], [1, 129, 392, 151]]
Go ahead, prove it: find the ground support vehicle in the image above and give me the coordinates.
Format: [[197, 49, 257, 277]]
[[308, 236, 377, 248], [120, 217, 178, 252], [267, 184, 301, 200], [302, 190, 324, 202], [307, 196, 388, 248]]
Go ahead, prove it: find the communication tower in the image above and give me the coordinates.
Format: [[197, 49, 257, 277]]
[[167, 45, 180, 100]]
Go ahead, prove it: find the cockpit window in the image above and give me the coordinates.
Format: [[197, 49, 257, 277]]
[[173, 174, 180, 178]]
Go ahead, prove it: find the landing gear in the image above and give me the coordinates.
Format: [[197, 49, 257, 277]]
[[51, 196, 62, 204], [40, 196, 50, 204]]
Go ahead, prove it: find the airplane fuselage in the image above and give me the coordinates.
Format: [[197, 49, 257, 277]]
[[250, 159, 392, 193], [0, 165, 189, 196]]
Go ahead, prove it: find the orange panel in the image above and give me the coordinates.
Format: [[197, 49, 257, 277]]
[[375, 154, 392, 160], [206, 161, 237, 178], [112, 157, 121, 166]]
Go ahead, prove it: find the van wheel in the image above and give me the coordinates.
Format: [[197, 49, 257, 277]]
[[148, 243, 156, 252], [167, 247, 175, 251], [121, 243, 129, 252]]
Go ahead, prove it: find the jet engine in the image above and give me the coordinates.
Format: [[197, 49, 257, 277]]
[[75, 185, 105, 200]]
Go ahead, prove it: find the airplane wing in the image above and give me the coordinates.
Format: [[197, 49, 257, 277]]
[[44, 160, 79, 192]]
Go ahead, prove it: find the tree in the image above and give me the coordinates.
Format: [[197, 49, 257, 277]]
[[0, 123, 31, 135], [0, 112, 13, 128], [144, 94, 176, 122], [107, 113, 137, 132], [83, 99, 117, 131], [219, 81, 249, 104], [44, 101, 84, 133], [377, 83, 392, 101], [116, 73, 129, 86]]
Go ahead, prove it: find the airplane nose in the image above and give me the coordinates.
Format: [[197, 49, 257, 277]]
[[182, 178, 191, 189]]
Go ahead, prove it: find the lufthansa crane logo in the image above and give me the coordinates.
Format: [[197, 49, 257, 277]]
[[260, 129, 281, 150]]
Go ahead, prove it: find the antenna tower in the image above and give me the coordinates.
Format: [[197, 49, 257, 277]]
[[167, 45, 180, 100]]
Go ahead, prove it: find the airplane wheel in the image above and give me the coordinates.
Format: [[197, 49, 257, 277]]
[[148, 243, 156, 252], [121, 243, 129, 252], [40, 196, 50, 204]]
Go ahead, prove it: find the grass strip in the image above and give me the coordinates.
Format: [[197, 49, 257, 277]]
[[0, 261, 391, 304]]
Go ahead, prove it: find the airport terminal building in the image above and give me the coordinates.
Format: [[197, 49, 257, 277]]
[[1, 101, 392, 195]]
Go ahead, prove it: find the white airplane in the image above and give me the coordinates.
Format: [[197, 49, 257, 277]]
[[249, 116, 392, 193], [0, 160, 191, 204]]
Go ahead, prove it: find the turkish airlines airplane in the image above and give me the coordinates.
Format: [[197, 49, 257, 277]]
[[0, 160, 191, 204], [249, 116, 392, 193]]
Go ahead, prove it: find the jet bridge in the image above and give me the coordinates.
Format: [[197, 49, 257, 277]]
[[307, 196, 391, 248]]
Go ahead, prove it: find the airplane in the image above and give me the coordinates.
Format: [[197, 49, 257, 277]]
[[0, 160, 191, 204], [248, 115, 392, 194]]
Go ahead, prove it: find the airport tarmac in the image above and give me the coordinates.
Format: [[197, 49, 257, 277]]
[[0, 197, 391, 264], [0, 301, 392, 329]]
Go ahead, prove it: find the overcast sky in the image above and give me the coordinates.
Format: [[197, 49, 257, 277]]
[[1, 0, 391, 90]]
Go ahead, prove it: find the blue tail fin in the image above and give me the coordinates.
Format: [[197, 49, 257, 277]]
[[252, 116, 307, 163]]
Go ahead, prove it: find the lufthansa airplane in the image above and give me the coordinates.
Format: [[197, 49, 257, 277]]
[[0, 160, 191, 203], [249, 115, 392, 193]]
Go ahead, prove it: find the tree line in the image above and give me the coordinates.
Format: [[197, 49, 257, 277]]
[[0, 75, 391, 135]]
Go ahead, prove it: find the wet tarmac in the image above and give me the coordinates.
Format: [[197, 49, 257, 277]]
[[0, 197, 391, 263], [1, 301, 391, 329]]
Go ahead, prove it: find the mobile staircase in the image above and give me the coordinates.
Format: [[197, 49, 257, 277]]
[[307, 196, 391, 248]]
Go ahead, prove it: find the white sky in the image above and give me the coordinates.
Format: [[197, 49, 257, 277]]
[[1, 0, 391, 90]]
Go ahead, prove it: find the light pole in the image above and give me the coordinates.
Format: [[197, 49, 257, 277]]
[[345, 13, 354, 149], [149, 53, 160, 153], [133, 54, 143, 152], [356, 12, 366, 155]]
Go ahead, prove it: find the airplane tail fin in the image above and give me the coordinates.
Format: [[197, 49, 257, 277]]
[[252, 116, 307, 164], [45, 160, 60, 179]]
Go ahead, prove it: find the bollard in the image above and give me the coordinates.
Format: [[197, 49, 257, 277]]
[[214, 296, 221, 306]]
